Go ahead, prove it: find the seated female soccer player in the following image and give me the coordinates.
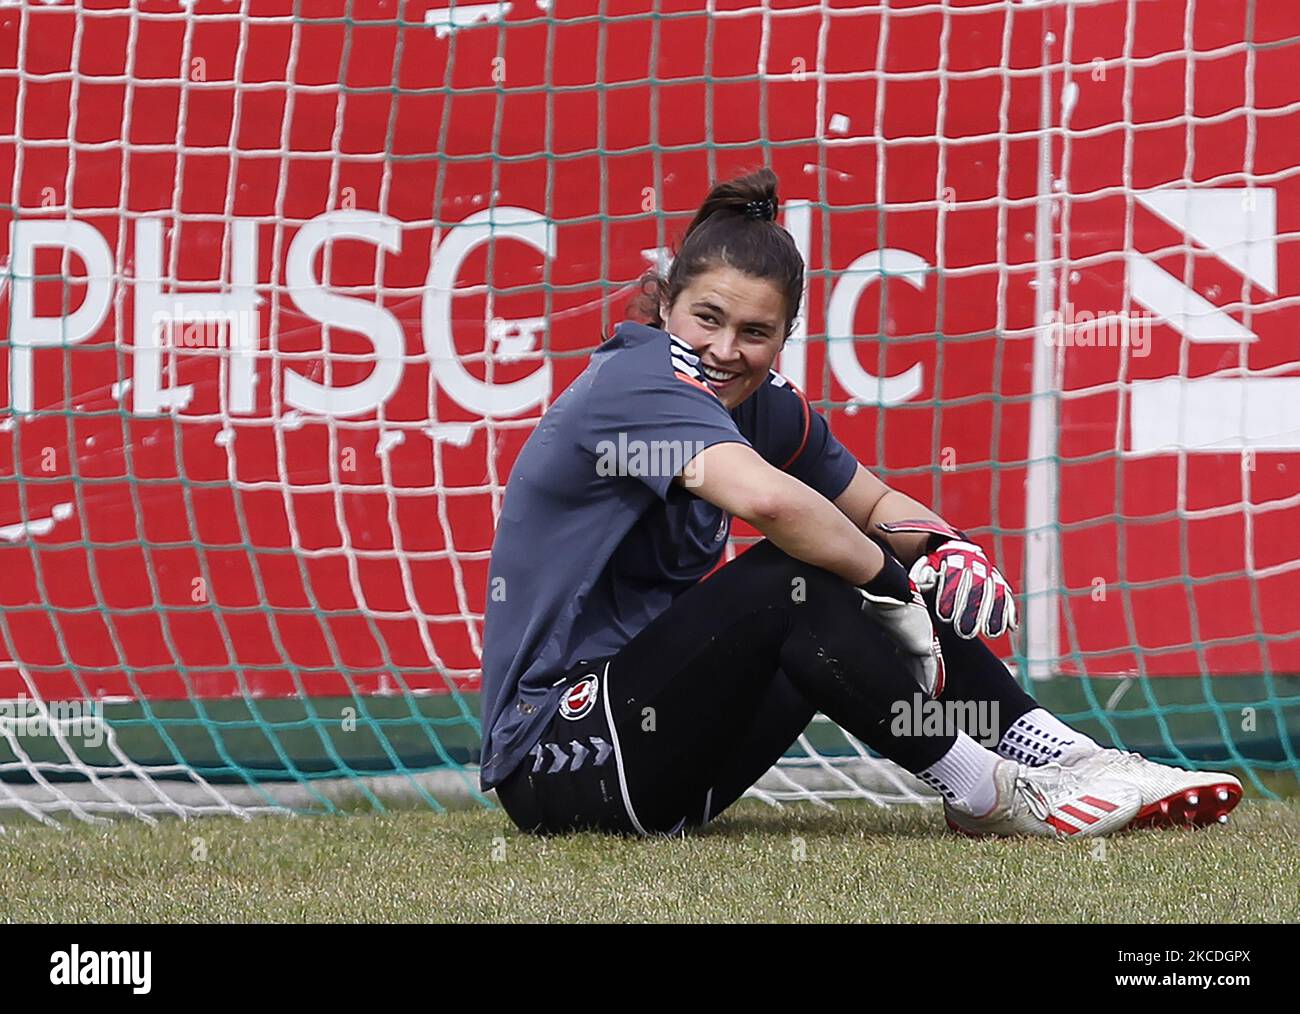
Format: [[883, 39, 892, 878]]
[[478, 167, 1243, 838]]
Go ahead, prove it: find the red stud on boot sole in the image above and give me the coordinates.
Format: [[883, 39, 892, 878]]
[[1129, 782, 1243, 829]]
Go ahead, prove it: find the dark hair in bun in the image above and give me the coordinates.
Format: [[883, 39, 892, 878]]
[[633, 167, 803, 338]]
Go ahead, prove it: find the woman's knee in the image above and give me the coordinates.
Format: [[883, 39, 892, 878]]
[[732, 539, 860, 612]]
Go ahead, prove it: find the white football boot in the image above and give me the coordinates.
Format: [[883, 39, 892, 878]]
[[944, 758, 1141, 839], [1064, 748, 1243, 829]]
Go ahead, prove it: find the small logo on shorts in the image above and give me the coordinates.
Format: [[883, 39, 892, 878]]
[[560, 674, 599, 720]]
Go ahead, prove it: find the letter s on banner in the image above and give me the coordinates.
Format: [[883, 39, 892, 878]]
[[284, 210, 406, 417]]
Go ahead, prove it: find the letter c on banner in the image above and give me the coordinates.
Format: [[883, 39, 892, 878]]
[[423, 207, 555, 418], [824, 248, 927, 406]]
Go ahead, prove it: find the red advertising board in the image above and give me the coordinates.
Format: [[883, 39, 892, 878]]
[[0, 0, 1295, 701]]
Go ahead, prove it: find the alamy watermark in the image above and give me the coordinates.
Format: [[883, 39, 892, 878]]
[[50, 946, 151, 994], [1042, 302, 1152, 358], [890, 692, 999, 748], [0, 695, 105, 748], [595, 432, 708, 487], [151, 305, 259, 350]]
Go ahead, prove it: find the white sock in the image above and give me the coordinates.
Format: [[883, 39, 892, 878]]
[[917, 732, 1002, 816], [998, 708, 1099, 767]]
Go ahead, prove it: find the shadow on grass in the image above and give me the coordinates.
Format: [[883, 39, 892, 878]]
[[686, 799, 946, 841]]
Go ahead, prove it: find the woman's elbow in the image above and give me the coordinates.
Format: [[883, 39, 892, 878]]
[[738, 488, 799, 529]]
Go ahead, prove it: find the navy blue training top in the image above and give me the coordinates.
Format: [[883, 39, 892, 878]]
[[478, 322, 859, 789]]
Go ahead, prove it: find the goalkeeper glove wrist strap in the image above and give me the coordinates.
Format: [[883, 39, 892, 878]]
[[858, 551, 912, 603], [875, 518, 969, 555]]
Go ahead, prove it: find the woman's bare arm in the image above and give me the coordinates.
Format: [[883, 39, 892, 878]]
[[681, 442, 888, 586], [832, 463, 951, 565]]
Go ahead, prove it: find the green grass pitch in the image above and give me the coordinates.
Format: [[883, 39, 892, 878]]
[[1, 798, 1296, 922]]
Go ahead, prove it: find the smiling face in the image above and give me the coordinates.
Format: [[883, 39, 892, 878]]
[[660, 265, 789, 409]]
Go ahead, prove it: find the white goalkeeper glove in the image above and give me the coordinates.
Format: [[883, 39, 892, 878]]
[[857, 552, 946, 697], [876, 519, 1019, 640]]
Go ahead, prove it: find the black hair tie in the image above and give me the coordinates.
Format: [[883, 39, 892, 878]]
[[743, 198, 776, 221]]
